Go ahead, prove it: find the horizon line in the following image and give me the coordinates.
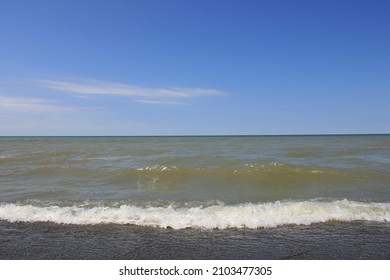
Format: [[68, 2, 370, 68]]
[[0, 133, 389, 137]]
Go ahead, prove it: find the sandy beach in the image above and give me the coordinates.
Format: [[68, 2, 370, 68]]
[[1, 220, 389, 260]]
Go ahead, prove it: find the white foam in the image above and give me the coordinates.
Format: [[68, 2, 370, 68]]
[[0, 200, 389, 229], [0, 154, 13, 159], [136, 165, 178, 171]]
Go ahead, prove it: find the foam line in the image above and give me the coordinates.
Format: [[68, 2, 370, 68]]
[[0, 200, 389, 229]]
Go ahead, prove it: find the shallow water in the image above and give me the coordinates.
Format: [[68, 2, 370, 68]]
[[1, 135, 389, 229]]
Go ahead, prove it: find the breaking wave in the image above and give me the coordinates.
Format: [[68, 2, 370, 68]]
[[1, 199, 389, 229]]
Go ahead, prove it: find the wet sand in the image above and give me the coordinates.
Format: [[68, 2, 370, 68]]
[[0, 220, 389, 260]]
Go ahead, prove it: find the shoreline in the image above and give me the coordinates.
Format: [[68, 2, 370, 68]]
[[1, 220, 389, 260]]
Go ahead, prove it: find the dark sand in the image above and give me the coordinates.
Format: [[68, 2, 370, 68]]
[[1, 220, 389, 259]]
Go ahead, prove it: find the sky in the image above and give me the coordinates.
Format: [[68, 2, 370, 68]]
[[0, 0, 389, 136]]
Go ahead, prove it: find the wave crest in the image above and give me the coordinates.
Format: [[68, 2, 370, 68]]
[[1, 200, 389, 229]]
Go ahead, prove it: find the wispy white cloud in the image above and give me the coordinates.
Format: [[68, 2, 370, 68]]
[[31, 78, 228, 99], [0, 95, 69, 111], [135, 99, 189, 105]]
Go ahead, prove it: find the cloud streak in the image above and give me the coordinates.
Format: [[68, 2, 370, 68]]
[[0, 95, 69, 111], [135, 99, 189, 105], [31, 78, 227, 99]]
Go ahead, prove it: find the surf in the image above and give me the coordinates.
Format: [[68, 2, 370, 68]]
[[1, 199, 389, 229]]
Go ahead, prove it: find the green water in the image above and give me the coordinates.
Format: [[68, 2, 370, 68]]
[[0, 135, 389, 228]]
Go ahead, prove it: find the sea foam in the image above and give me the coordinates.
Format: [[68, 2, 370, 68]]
[[0, 200, 389, 229]]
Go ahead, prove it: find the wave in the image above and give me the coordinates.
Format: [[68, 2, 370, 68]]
[[1, 199, 389, 229], [116, 163, 383, 179], [112, 163, 389, 189], [9, 162, 390, 189]]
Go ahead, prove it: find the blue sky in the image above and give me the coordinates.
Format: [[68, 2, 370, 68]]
[[0, 0, 389, 135]]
